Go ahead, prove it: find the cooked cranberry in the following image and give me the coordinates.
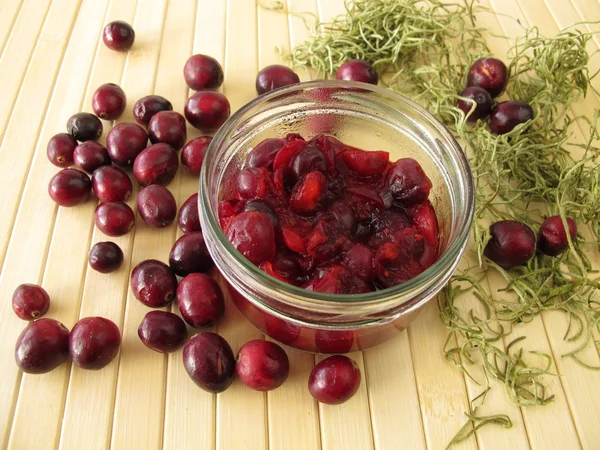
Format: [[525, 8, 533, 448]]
[[484, 220, 536, 268], [289, 171, 327, 215], [47, 133, 77, 167], [291, 145, 327, 180], [268, 248, 301, 282], [185, 91, 230, 131], [178, 193, 201, 233], [137, 185, 177, 228], [48, 168, 91, 206], [102, 21, 135, 51], [219, 198, 244, 231], [247, 138, 284, 168], [67, 113, 103, 142], [385, 158, 432, 205], [308, 355, 361, 404], [12, 284, 50, 320], [73, 141, 111, 173], [92, 83, 126, 120], [467, 57, 508, 98], [183, 332, 235, 393], [343, 244, 374, 281], [374, 241, 423, 287], [244, 199, 279, 228], [236, 167, 271, 200], [94, 201, 135, 237], [138, 310, 187, 353], [538, 216, 577, 256], [315, 329, 355, 353], [133, 95, 173, 125], [342, 150, 389, 176], [106, 122, 148, 166], [183, 54, 224, 90], [330, 202, 357, 234], [176, 273, 224, 328], [148, 111, 187, 151], [181, 136, 211, 175], [457, 86, 492, 122], [489, 101, 534, 135], [336, 59, 378, 85], [255, 65, 300, 95], [15, 318, 69, 374], [91, 165, 132, 202], [273, 139, 307, 170], [133, 143, 178, 186], [69, 317, 120, 370], [235, 340, 289, 391], [88, 241, 124, 273], [226, 211, 276, 264], [169, 232, 214, 276], [264, 315, 301, 346], [130, 259, 177, 307], [409, 200, 440, 269]]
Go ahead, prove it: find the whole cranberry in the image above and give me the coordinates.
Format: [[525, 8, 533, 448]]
[[69, 317, 121, 370], [181, 136, 211, 175], [457, 86, 493, 122], [235, 340, 290, 391], [103, 20, 135, 51], [169, 232, 214, 276], [12, 284, 50, 320], [246, 138, 284, 168], [92, 83, 126, 120], [133, 95, 173, 125], [67, 113, 103, 142], [88, 241, 124, 273], [385, 158, 432, 205], [489, 101, 534, 135], [308, 355, 361, 405], [336, 59, 378, 85], [467, 57, 508, 98], [226, 211, 276, 264], [148, 111, 187, 151], [484, 220, 536, 268], [176, 273, 224, 328], [106, 122, 148, 166], [47, 133, 77, 167], [538, 216, 577, 256], [255, 65, 300, 95], [94, 201, 135, 237], [48, 168, 91, 207], [73, 141, 111, 173], [130, 259, 177, 307], [133, 143, 179, 186], [185, 91, 230, 131], [183, 332, 235, 393], [91, 165, 132, 202], [138, 310, 187, 353], [15, 318, 70, 374], [183, 54, 224, 90], [178, 193, 201, 233], [137, 185, 177, 228]]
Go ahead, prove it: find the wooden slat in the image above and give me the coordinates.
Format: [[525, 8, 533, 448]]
[[0, 0, 25, 58]]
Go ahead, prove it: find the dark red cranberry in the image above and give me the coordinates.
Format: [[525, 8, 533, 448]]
[[246, 138, 284, 168], [138, 310, 187, 353], [308, 355, 361, 404], [102, 20, 135, 51], [467, 57, 508, 98], [235, 340, 289, 391], [236, 167, 271, 200], [226, 211, 276, 264], [181, 136, 211, 176], [184, 54, 224, 90], [94, 201, 135, 237], [47, 133, 77, 167], [538, 216, 577, 256], [291, 145, 327, 180], [137, 185, 177, 228], [106, 122, 148, 166], [133, 95, 173, 125], [130, 259, 177, 307], [343, 244, 374, 281], [48, 168, 91, 207], [385, 158, 432, 205], [315, 329, 355, 353], [185, 91, 230, 131], [330, 202, 357, 234], [91, 165, 132, 202], [169, 232, 214, 276], [88, 241, 124, 273], [67, 113, 103, 142], [336, 59, 378, 85], [255, 65, 300, 95], [178, 193, 201, 233], [342, 150, 389, 176], [15, 318, 69, 374], [484, 220, 536, 268], [244, 199, 279, 228], [489, 101, 534, 135], [148, 111, 187, 151], [92, 83, 126, 120], [12, 284, 50, 321], [457, 86, 493, 122], [176, 273, 224, 328], [133, 143, 179, 186], [73, 141, 111, 173], [373, 241, 423, 287], [289, 171, 327, 215], [69, 317, 121, 370], [183, 332, 235, 393]]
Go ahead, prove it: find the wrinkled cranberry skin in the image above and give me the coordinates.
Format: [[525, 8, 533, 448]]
[[130, 259, 178, 307], [178, 193, 201, 233], [133, 143, 179, 186], [489, 101, 534, 135], [15, 318, 70, 374], [235, 340, 290, 391], [138, 310, 187, 353], [256, 65, 300, 95], [467, 57, 508, 98], [176, 273, 224, 328], [226, 211, 276, 264], [12, 284, 50, 321], [73, 141, 111, 174], [236, 167, 270, 200], [247, 138, 284, 169], [169, 232, 214, 277], [148, 111, 187, 151], [457, 87, 493, 122], [47, 133, 77, 168], [48, 168, 91, 207], [308, 355, 361, 405], [92, 83, 126, 120], [91, 165, 132, 202], [88, 241, 124, 273], [94, 201, 135, 237], [385, 158, 432, 205], [538, 216, 577, 256], [67, 113, 103, 142], [133, 95, 173, 125], [484, 220, 536, 268], [185, 91, 231, 131], [102, 21, 135, 51], [69, 317, 121, 370], [184, 54, 224, 90], [336, 59, 378, 85], [181, 136, 211, 176], [315, 330, 355, 354], [137, 185, 177, 228], [106, 123, 148, 166], [183, 332, 235, 393], [343, 244, 374, 281]]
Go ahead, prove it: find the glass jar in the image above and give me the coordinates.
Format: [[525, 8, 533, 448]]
[[199, 80, 474, 353]]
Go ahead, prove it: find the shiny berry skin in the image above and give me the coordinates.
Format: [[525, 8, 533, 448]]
[[94, 201, 135, 237], [255, 65, 300, 95], [130, 259, 177, 307], [69, 317, 121, 370], [246, 138, 284, 168], [73, 141, 111, 173], [169, 232, 214, 277], [183, 332, 235, 393], [226, 211, 276, 264], [138, 310, 187, 353], [137, 185, 177, 228], [235, 340, 290, 391], [176, 273, 224, 328], [88, 241, 124, 273], [315, 330, 355, 353], [106, 122, 148, 166], [181, 136, 211, 176], [67, 113, 103, 142], [185, 91, 230, 131], [133, 143, 179, 186], [457, 86, 493, 122], [91, 165, 132, 202], [183, 54, 224, 90], [342, 149, 389, 177], [484, 220, 536, 268], [489, 101, 534, 135], [48, 168, 91, 207], [385, 158, 432, 205], [15, 318, 70, 374], [308, 355, 361, 405], [148, 111, 187, 151], [133, 95, 173, 125], [47, 133, 77, 168], [244, 199, 279, 228], [92, 83, 126, 120], [538, 216, 577, 256], [12, 284, 50, 321], [178, 193, 201, 233], [336, 59, 378, 85], [102, 21, 135, 51], [467, 57, 508, 98]]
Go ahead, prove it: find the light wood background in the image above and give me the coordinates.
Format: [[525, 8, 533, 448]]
[[0, 0, 599, 449]]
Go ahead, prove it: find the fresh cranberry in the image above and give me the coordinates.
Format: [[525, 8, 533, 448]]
[[336, 59, 378, 85], [67, 113, 103, 142], [255, 65, 300, 95], [342, 149, 389, 176], [130, 259, 177, 307], [91, 165, 132, 202], [12, 284, 50, 320], [184, 54, 224, 90], [94, 201, 135, 236], [246, 138, 284, 168], [103, 21, 135, 51], [385, 158, 432, 205], [308, 355, 361, 404], [178, 193, 201, 233], [226, 211, 276, 264], [48, 168, 91, 206], [457, 87, 493, 122], [176, 273, 224, 328], [181, 136, 211, 175], [137, 185, 177, 228], [148, 111, 187, 151], [489, 101, 534, 135], [185, 91, 230, 131], [315, 329, 355, 353], [88, 241, 124, 273], [106, 123, 148, 166], [133, 143, 179, 186], [538, 216, 577, 256], [169, 232, 214, 276], [73, 141, 111, 173], [183, 332, 235, 393], [138, 310, 187, 353], [289, 171, 327, 215], [69, 317, 121, 370], [484, 220, 536, 268], [236, 340, 290, 391], [92, 83, 126, 120], [15, 318, 70, 374], [467, 57, 508, 98], [133, 95, 173, 125], [47, 133, 77, 167]]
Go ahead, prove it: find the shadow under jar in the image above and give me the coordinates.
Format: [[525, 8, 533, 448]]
[[199, 80, 474, 353]]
